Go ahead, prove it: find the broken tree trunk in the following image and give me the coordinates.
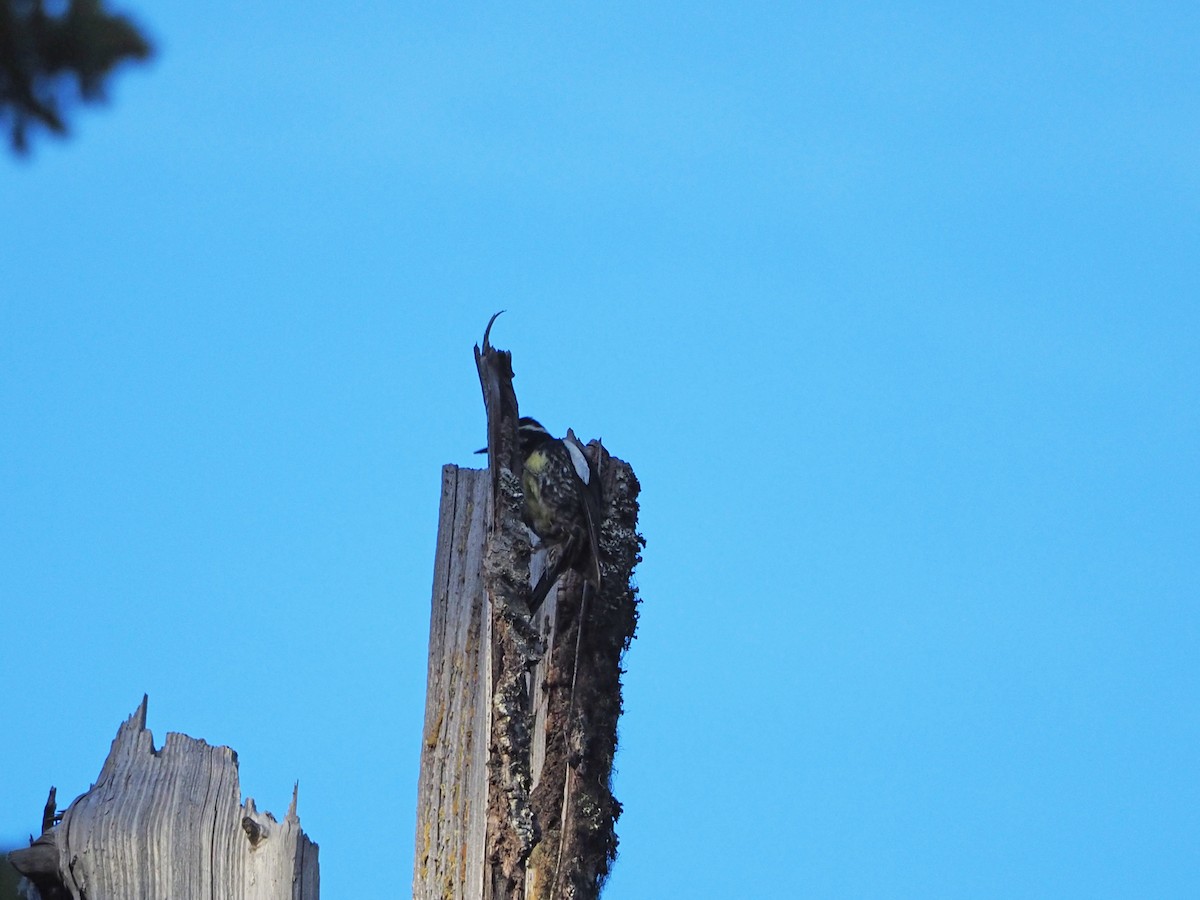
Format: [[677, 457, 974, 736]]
[[412, 320, 642, 900], [8, 697, 318, 900]]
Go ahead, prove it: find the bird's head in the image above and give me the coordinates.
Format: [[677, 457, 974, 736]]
[[475, 416, 553, 456], [517, 417, 553, 456]]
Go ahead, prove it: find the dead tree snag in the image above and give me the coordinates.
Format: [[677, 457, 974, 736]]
[[413, 316, 642, 900]]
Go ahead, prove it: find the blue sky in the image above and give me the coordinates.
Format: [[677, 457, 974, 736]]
[[2, 2, 1197, 897]]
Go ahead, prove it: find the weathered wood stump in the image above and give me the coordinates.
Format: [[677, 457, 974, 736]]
[[413, 320, 642, 900], [8, 697, 318, 900]]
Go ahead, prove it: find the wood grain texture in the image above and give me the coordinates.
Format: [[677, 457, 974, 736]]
[[41, 697, 317, 900], [412, 465, 492, 900]]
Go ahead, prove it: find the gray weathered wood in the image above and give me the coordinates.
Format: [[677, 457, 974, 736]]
[[412, 464, 493, 900], [9, 697, 318, 900]]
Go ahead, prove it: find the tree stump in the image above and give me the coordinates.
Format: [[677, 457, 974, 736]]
[[8, 697, 318, 900], [412, 319, 643, 900]]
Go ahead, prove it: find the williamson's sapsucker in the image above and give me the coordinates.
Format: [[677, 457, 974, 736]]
[[517, 417, 602, 610]]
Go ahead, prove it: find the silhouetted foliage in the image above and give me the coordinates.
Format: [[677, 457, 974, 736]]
[[0, 0, 150, 152]]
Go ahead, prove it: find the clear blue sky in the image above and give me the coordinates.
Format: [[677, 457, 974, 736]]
[[2, 3, 1197, 897]]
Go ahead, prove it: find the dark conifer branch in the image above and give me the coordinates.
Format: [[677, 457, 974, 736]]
[[0, 0, 151, 152]]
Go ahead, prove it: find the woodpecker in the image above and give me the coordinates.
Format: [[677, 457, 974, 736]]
[[517, 417, 602, 610]]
